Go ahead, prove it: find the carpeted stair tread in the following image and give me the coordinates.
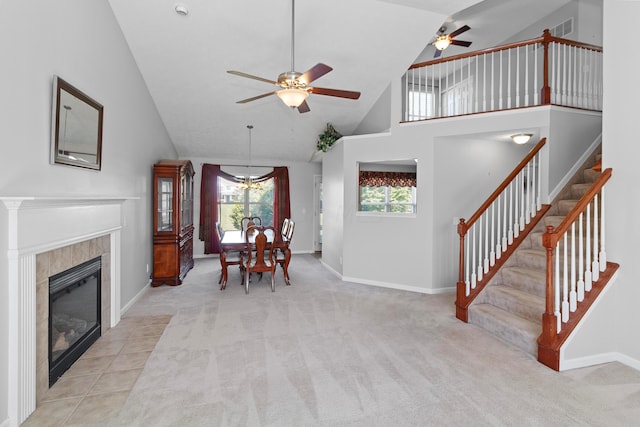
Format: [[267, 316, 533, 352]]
[[468, 303, 540, 355], [482, 285, 544, 323], [514, 248, 546, 270], [583, 168, 600, 183], [572, 183, 593, 198], [500, 266, 546, 297]]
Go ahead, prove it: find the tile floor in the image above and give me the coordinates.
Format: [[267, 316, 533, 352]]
[[22, 315, 171, 427]]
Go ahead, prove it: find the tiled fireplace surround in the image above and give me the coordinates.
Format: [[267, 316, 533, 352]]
[[35, 236, 111, 406], [1, 197, 128, 426]]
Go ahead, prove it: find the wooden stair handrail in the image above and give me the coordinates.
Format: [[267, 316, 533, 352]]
[[459, 138, 547, 235], [538, 167, 614, 370], [409, 30, 602, 70], [542, 168, 612, 248]]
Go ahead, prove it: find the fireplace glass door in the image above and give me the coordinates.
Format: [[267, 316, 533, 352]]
[[49, 256, 102, 386]]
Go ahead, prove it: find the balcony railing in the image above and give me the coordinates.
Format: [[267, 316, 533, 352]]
[[402, 30, 602, 122]]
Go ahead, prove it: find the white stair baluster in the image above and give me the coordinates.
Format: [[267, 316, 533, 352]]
[[490, 202, 496, 266], [502, 186, 508, 251], [519, 170, 525, 231], [599, 187, 607, 271], [562, 233, 569, 323], [570, 222, 577, 312], [577, 212, 585, 302], [496, 194, 502, 259], [592, 194, 600, 282], [585, 201, 593, 292], [465, 228, 470, 295], [484, 212, 489, 273], [471, 223, 477, 289], [522, 162, 533, 224], [555, 240, 562, 333], [478, 216, 484, 283]]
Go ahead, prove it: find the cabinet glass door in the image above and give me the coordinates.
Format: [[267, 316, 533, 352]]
[[158, 177, 173, 231]]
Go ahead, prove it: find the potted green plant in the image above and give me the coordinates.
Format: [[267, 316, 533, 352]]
[[316, 123, 342, 152]]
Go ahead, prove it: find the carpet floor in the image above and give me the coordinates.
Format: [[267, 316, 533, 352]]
[[27, 254, 640, 426]]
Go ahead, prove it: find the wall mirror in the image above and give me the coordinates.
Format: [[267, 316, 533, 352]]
[[51, 76, 103, 170], [358, 159, 418, 214]]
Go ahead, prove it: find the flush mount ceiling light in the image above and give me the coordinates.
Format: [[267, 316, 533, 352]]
[[511, 133, 533, 144], [174, 4, 189, 16]]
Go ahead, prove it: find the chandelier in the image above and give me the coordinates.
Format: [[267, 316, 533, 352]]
[[239, 125, 262, 190]]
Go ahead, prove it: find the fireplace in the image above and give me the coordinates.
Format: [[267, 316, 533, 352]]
[[49, 256, 102, 386], [1, 196, 128, 426]]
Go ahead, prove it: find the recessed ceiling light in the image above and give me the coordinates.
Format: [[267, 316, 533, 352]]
[[175, 4, 189, 16]]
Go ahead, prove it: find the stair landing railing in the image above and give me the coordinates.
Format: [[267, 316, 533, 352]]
[[403, 30, 602, 121], [538, 168, 619, 370], [456, 138, 551, 321]]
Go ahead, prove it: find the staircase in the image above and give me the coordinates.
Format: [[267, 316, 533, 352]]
[[467, 151, 602, 357]]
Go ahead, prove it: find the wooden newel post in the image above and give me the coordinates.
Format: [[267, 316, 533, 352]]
[[538, 225, 560, 369], [456, 218, 469, 322], [541, 29, 552, 105]]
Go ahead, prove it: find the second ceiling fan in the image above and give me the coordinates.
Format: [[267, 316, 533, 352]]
[[227, 0, 360, 113], [432, 25, 472, 58]]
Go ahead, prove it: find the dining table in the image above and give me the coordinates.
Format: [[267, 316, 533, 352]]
[[219, 228, 292, 286]]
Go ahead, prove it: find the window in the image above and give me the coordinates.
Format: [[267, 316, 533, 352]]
[[441, 77, 473, 116], [407, 88, 435, 121], [358, 163, 417, 214], [359, 185, 416, 213], [218, 176, 274, 230]]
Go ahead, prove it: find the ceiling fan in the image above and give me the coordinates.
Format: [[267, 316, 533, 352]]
[[227, 0, 360, 113], [432, 25, 472, 58]]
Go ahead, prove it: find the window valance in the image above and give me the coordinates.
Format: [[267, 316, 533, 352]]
[[359, 171, 417, 187]]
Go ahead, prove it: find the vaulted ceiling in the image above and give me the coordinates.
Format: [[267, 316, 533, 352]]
[[107, 0, 573, 163]]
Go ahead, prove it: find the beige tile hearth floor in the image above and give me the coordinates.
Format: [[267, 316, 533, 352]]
[[23, 315, 171, 426], [22, 254, 640, 426]]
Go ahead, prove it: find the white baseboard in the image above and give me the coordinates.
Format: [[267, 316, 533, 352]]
[[120, 280, 152, 316], [0, 417, 10, 427], [342, 275, 455, 295], [561, 352, 640, 372], [319, 258, 454, 295]]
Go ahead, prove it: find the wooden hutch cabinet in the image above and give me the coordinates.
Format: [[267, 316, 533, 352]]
[[152, 160, 195, 286]]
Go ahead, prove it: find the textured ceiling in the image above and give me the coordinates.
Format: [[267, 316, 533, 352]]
[[107, 0, 572, 163]]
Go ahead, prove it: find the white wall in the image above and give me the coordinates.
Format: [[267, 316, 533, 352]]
[[0, 1, 176, 423], [187, 157, 321, 256], [562, 0, 640, 367], [321, 142, 346, 275], [506, 0, 603, 45]]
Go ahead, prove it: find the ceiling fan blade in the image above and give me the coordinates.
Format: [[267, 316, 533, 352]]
[[449, 24, 470, 39], [297, 100, 311, 113], [310, 87, 361, 100], [227, 70, 277, 85], [236, 92, 276, 104], [450, 40, 472, 47], [299, 63, 333, 85], [433, 48, 443, 58]]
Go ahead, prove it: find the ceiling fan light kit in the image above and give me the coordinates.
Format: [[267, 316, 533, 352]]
[[432, 24, 472, 58], [433, 36, 451, 51], [277, 88, 309, 108]]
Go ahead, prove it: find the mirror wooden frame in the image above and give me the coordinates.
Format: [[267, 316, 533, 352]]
[[51, 76, 104, 170]]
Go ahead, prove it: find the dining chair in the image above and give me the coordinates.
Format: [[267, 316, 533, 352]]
[[274, 219, 294, 285], [241, 216, 262, 232], [216, 222, 243, 290], [281, 218, 290, 237], [243, 225, 277, 294]]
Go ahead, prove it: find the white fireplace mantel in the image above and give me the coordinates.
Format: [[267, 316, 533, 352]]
[[1, 196, 136, 427]]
